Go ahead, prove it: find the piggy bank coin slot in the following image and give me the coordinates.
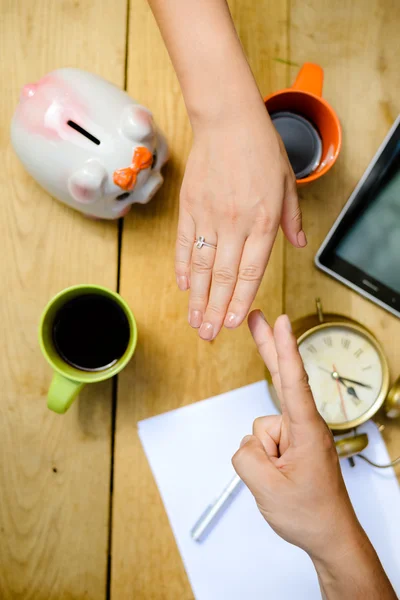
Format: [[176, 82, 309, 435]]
[[67, 120, 101, 146]]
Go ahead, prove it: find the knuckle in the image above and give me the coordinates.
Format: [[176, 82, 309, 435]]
[[259, 216, 280, 236], [205, 303, 224, 317], [232, 444, 250, 468], [180, 189, 196, 210], [255, 339, 270, 358], [238, 263, 264, 283], [223, 206, 240, 225], [230, 294, 246, 307], [175, 262, 188, 276], [213, 267, 236, 285], [270, 371, 281, 390], [300, 370, 310, 387], [319, 426, 335, 452], [192, 255, 213, 275], [252, 416, 265, 434], [190, 295, 207, 306], [291, 204, 302, 225], [177, 230, 194, 248], [254, 205, 280, 235], [281, 371, 311, 396]]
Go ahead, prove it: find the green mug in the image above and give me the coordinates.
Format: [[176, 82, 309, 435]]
[[39, 284, 137, 414]]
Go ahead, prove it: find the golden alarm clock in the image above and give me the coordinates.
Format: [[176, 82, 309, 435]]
[[268, 299, 400, 460]]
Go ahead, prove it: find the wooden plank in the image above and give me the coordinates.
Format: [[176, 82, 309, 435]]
[[112, 1, 288, 597], [285, 0, 400, 465], [0, 1, 127, 598]]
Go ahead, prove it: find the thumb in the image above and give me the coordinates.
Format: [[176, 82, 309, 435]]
[[232, 435, 280, 498], [280, 181, 307, 248]]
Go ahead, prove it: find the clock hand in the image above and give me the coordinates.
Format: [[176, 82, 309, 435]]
[[346, 386, 361, 405], [336, 376, 372, 389], [317, 366, 372, 389], [336, 378, 362, 405], [333, 364, 348, 421], [319, 366, 362, 402]]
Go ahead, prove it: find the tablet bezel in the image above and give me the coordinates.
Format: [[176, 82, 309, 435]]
[[315, 115, 400, 319]]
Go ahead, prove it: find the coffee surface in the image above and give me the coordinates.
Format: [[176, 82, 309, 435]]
[[271, 111, 322, 179], [52, 294, 130, 371]]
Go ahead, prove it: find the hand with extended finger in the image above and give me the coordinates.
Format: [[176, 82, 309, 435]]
[[232, 312, 396, 600]]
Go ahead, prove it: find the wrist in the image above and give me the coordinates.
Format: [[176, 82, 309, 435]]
[[311, 525, 396, 599], [311, 522, 371, 572], [181, 35, 267, 132], [188, 81, 269, 135]]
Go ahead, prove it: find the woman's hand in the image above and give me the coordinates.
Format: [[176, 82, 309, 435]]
[[176, 107, 306, 341], [147, 0, 306, 341], [232, 311, 396, 599]]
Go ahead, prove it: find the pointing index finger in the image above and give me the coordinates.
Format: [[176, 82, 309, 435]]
[[273, 315, 319, 425]]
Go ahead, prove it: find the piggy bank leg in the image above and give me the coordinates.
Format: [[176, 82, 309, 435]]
[[134, 172, 164, 205]]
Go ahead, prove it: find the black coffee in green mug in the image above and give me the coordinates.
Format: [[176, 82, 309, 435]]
[[39, 284, 137, 414], [271, 111, 322, 179], [52, 294, 130, 371]]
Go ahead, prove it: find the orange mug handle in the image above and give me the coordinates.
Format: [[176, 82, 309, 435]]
[[291, 63, 324, 97]]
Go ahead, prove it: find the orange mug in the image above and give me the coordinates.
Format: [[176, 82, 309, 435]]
[[264, 63, 342, 186]]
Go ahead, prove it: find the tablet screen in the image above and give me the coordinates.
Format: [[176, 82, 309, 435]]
[[336, 146, 400, 294], [316, 118, 400, 318]]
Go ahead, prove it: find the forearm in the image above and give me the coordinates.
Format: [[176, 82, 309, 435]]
[[147, 0, 267, 127], [312, 527, 396, 600]]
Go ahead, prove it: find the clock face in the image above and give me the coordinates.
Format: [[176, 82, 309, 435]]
[[298, 324, 384, 427]]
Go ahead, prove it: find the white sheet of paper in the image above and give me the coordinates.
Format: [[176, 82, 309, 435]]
[[138, 381, 400, 600]]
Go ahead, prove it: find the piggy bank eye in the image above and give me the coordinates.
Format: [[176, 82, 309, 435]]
[[151, 149, 157, 170], [116, 192, 130, 201]]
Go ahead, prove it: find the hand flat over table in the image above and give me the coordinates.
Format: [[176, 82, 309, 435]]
[[148, 0, 306, 341]]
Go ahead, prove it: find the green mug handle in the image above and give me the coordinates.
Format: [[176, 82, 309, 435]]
[[48, 372, 85, 414]]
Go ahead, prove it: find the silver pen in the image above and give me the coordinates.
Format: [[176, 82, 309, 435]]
[[191, 473, 243, 542]]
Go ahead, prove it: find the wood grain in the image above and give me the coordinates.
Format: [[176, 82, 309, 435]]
[[111, 1, 287, 598], [0, 1, 127, 598], [285, 0, 400, 463], [2, 1, 399, 598]]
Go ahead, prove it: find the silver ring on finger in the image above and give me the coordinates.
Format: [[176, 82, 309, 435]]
[[195, 236, 217, 250]]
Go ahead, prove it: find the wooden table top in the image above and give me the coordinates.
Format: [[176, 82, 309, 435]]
[[1, 0, 399, 598]]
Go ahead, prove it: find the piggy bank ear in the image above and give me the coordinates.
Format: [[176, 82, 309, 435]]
[[68, 160, 107, 204], [121, 105, 154, 142]]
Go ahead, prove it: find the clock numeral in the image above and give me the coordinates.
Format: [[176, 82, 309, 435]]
[[323, 336, 332, 347], [354, 348, 364, 359], [341, 338, 350, 350], [362, 365, 372, 371], [307, 344, 317, 354]]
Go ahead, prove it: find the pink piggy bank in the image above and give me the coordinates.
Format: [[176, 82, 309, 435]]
[[11, 68, 168, 219]]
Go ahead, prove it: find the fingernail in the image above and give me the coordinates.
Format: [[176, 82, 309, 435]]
[[177, 275, 189, 291], [240, 435, 253, 448], [224, 313, 237, 328], [282, 314, 292, 332], [189, 310, 202, 328], [297, 230, 307, 248], [199, 322, 214, 341], [258, 311, 266, 322]]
